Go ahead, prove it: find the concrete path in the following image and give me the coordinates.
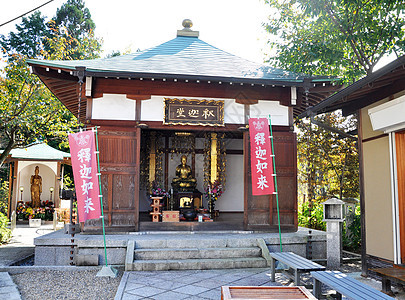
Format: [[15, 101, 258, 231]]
[[115, 268, 280, 300]]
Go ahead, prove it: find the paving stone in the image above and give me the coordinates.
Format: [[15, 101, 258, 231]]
[[151, 290, 190, 300], [149, 279, 186, 290], [121, 293, 143, 300], [124, 282, 146, 292], [0, 285, 20, 294], [125, 286, 166, 297], [197, 287, 222, 299], [173, 284, 210, 295]]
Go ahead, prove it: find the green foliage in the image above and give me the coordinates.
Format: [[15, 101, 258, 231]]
[[0, 212, 11, 244], [298, 198, 326, 231], [297, 112, 359, 202], [52, 0, 101, 60], [0, 181, 9, 215], [0, 11, 50, 59], [343, 205, 362, 253], [264, 0, 405, 82], [0, 54, 78, 167], [0, 1, 101, 61]]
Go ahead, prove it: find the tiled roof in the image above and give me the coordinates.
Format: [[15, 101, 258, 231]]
[[27, 36, 306, 83], [3, 143, 70, 160]]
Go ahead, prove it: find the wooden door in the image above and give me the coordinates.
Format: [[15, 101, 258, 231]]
[[395, 131, 405, 262], [244, 129, 297, 231], [86, 127, 140, 231]]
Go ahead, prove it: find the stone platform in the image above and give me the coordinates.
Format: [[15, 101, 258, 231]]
[[34, 228, 326, 270]]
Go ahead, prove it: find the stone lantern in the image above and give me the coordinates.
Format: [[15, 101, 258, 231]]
[[322, 198, 345, 269]]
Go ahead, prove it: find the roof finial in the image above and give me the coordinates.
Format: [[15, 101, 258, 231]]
[[177, 19, 199, 38], [182, 19, 193, 29]]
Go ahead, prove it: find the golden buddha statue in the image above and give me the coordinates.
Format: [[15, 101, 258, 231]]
[[30, 166, 42, 208], [172, 155, 197, 192]]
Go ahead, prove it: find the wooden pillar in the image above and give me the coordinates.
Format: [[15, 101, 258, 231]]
[[357, 110, 367, 276], [164, 136, 169, 191], [134, 127, 141, 231], [149, 132, 156, 186], [211, 133, 218, 183], [54, 162, 61, 208], [7, 162, 13, 218], [243, 131, 250, 230], [11, 161, 18, 218]]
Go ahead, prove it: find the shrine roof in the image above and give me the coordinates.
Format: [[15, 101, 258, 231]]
[[27, 35, 314, 84], [2, 143, 70, 161]]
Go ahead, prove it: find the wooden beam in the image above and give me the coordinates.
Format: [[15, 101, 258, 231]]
[[341, 77, 405, 115], [93, 78, 291, 105]]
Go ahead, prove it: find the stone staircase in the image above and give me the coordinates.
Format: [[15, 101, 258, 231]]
[[125, 235, 269, 271]]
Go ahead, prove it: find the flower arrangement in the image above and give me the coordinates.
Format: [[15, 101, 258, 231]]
[[16, 200, 54, 221], [150, 181, 170, 198], [204, 179, 223, 202]]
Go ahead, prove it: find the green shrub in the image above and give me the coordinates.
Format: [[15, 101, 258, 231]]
[[298, 199, 362, 253], [298, 199, 326, 231], [343, 205, 361, 253], [0, 181, 9, 215], [0, 212, 11, 244]]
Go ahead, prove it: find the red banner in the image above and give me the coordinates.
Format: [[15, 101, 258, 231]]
[[69, 130, 101, 222], [249, 118, 275, 195]]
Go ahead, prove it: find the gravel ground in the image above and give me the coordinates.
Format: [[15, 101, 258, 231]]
[[11, 269, 123, 300]]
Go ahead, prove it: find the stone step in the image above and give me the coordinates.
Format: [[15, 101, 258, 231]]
[[128, 257, 267, 271], [134, 247, 261, 260], [134, 238, 258, 249]]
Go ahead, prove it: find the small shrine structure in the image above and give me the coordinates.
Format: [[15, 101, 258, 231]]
[[27, 20, 337, 232], [3, 143, 71, 216]]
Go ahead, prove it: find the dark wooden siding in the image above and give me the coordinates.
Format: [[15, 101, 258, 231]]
[[85, 127, 140, 231], [244, 130, 297, 231]]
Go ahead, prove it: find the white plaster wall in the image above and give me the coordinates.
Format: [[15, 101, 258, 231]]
[[140, 96, 165, 121], [139, 96, 288, 126], [215, 154, 244, 212], [92, 94, 136, 120], [250, 100, 289, 126], [224, 99, 244, 124], [17, 162, 57, 203]]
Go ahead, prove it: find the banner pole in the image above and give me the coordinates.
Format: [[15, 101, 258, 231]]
[[268, 115, 283, 252], [94, 127, 117, 277]]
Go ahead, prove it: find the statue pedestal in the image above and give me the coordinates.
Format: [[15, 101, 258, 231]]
[[173, 191, 202, 211]]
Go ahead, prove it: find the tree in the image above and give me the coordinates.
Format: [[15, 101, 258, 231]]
[[0, 55, 78, 167], [0, 11, 50, 59], [52, 0, 101, 59], [0, 0, 102, 61], [264, 0, 405, 82], [296, 113, 358, 202]]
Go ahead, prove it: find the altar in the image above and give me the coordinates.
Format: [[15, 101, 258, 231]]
[[172, 191, 202, 210]]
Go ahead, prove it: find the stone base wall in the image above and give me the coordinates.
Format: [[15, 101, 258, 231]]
[[34, 227, 327, 266]]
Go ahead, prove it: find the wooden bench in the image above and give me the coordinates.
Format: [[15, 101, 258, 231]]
[[221, 286, 317, 300], [311, 270, 395, 300], [269, 251, 326, 285], [370, 267, 405, 295]]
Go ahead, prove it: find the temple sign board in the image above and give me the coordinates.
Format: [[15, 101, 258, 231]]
[[164, 98, 224, 126]]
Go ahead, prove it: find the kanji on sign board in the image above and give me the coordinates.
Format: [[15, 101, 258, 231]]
[[69, 130, 101, 222], [249, 118, 275, 195]]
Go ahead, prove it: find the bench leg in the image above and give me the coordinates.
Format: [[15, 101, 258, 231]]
[[313, 279, 321, 299], [382, 277, 394, 295], [295, 270, 300, 286], [270, 258, 276, 282], [336, 292, 342, 300]]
